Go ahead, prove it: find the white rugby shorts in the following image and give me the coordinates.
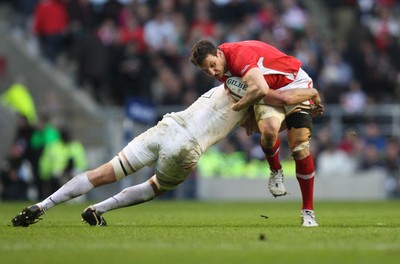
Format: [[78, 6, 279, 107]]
[[121, 117, 202, 190]]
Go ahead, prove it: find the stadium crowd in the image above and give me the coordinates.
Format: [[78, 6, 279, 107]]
[[0, 0, 399, 199]]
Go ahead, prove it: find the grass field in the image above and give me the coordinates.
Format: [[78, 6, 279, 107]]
[[1, 200, 399, 264]]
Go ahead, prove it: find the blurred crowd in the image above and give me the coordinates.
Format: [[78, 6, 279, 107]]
[[9, 0, 400, 106], [1, 80, 87, 201], [0, 0, 399, 199]]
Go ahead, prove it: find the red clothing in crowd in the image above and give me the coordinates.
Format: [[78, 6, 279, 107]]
[[33, 0, 69, 36]]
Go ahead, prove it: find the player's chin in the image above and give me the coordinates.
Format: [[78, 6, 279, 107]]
[[215, 73, 223, 79]]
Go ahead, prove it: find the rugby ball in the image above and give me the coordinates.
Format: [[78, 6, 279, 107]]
[[225, 76, 247, 101]]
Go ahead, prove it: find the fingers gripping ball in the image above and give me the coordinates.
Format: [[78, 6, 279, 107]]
[[225, 76, 247, 101]]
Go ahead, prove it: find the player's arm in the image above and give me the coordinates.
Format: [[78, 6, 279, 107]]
[[231, 67, 269, 111], [265, 88, 324, 116], [263, 88, 320, 106], [240, 108, 259, 135]]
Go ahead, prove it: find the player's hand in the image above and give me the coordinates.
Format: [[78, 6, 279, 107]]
[[225, 87, 238, 106], [230, 95, 247, 111], [310, 103, 324, 117], [231, 101, 242, 111], [240, 108, 260, 136], [311, 89, 323, 109], [310, 89, 324, 117]]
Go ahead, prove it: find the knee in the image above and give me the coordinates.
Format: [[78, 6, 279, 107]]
[[260, 130, 278, 148], [259, 124, 280, 148], [148, 176, 167, 197]]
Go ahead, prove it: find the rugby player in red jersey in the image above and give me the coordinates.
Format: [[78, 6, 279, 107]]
[[190, 39, 321, 226]]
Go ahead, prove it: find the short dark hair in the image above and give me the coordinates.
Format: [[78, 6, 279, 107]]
[[189, 39, 218, 67]]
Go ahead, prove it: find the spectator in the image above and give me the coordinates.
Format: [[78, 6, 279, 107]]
[[338, 128, 363, 159], [0, 114, 35, 200], [114, 41, 150, 104], [67, 0, 97, 33], [100, 0, 123, 24], [66, 0, 97, 60], [117, 10, 145, 50], [254, 1, 276, 31], [188, 5, 217, 43], [364, 4, 400, 52], [293, 34, 320, 81], [316, 141, 355, 178], [0, 154, 32, 200], [358, 144, 384, 170], [143, 6, 178, 55], [39, 127, 87, 197], [362, 121, 386, 152], [150, 66, 183, 105], [75, 19, 117, 103], [340, 79, 367, 113], [279, 0, 309, 37], [318, 47, 353, 103], [33, 0, 69, 64], [28, 114, 61, 199]]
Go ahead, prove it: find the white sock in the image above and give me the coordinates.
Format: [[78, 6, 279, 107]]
[[93, 181, 155, 214], [37, 172, 94, 212]]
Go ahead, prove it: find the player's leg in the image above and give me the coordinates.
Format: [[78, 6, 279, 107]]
[[80, 142, 160, 226], [82, 118, 200, 225], [258, 116, 282, 170], [254, 105, 287, 197], [286, 111, 318, 227], [81, 175, 164, 226], [51, 122, 163, 215], [93, 175, 163, 213], [11, 160, 122, 227], [258, 117, 286, 196], [12, 141, 148, 227], [82, 158, 197, 225]]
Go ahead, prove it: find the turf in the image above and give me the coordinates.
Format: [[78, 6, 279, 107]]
[[1, 200, 399, 264]]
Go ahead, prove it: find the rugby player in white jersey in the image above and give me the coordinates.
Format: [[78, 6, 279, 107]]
[[12, 82, 321, 227]]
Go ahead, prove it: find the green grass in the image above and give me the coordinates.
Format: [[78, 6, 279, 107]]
[[1, 200, 399, 264]]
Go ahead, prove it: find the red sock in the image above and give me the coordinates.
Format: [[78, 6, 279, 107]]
[[295, 154, 315, 210], [261, 138, 282, 171]]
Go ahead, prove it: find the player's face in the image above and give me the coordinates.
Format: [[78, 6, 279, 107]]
[[200, 50, 226, 79]]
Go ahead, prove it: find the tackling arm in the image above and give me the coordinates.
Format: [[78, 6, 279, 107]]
[[263, 88, 320, 106], [241, 88, 324, 136]]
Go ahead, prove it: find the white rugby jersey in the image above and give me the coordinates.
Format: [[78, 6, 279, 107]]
[[166, 84, 247, 152]]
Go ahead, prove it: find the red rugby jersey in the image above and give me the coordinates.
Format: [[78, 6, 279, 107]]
[[218, 40, 301, 89]]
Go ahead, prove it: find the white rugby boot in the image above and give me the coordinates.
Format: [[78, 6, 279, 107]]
[[268, 169, 287, 197], [301, 209, 319, 227]]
